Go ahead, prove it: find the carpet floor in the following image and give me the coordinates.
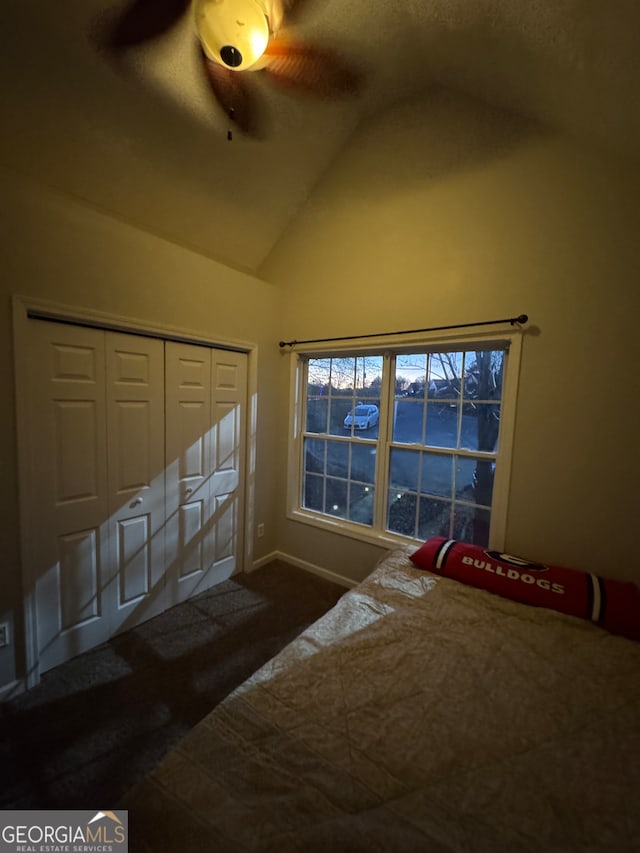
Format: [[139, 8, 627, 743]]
[[0, 561, 345, 810]]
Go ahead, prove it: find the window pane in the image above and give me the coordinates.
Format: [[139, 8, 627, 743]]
[[329, 397, 353, 436], [417, 497, 452, 540], [303, 473, 324, 512], [428, 352, 463, 400], [351, 442, 376, 483], [387, 490, 417, 537], [454, 457, 494, 507], [306, 355, 383, 437], [474, 459, 495, 507], [359, 355, 383, 393], [453, 505, 491, 547], [425, 402, 459, 447], [459, 404, 501, 452], [392, 399, 423, 444], [329, 357, 356, 390], [420, 453, 454, 498], [389, 448, 419, 491], [464, 351, 505, 401], [307, 358, 332, 391], [304, 438, 325, 474], [327, 440, 348, 477], [349, 483, 374, 525], [456, 457, 478, 500], [326, 478, 348, 518], [303, 437, 376, 527], [306, 397, 328, 434], [395, 353, 427, 398]]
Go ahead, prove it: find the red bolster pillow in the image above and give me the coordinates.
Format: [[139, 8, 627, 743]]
[[410, 537, 640, 642]]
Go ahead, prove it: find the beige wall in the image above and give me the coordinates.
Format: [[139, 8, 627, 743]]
[[262, 89, 640, 584], [0, 172, 282, 691]]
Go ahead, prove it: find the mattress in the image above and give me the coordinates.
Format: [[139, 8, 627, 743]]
[[122, 547, 640, 852]]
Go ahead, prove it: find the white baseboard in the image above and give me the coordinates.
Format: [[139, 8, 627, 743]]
[[250, 550, 356, 589], [249, 550, 280, 571]]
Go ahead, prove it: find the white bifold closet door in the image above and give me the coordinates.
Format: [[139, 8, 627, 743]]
[[164, 341, 247, 605], [23, 320, 246, 674]]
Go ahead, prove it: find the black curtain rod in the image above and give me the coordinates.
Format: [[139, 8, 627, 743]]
[[279, 313, 529, 348]]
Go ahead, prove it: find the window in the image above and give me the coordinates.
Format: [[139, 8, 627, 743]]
[[288, 332, 521, 549]]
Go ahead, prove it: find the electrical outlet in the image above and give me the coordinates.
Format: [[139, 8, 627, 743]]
[[0, 623, 9, 648], [257, 523, 265, 538]]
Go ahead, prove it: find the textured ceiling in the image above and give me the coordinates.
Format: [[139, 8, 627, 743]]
[[1, 0, 638, 275]]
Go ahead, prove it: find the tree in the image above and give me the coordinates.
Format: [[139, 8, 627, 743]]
[[469, 350, 503, 542], [369, 375, 382, 393], [307, 355, 383, 392], [395, 375, 409, 394]]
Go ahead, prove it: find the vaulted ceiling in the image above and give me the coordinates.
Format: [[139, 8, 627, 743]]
[[1, 0, 638, 275]]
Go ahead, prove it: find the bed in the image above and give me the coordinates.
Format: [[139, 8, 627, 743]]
[[122, 544, 640, 852]]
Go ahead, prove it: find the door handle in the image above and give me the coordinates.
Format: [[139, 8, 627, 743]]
[[131, 497, 143, 507]]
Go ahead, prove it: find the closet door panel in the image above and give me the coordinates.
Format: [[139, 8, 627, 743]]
[[117, 515, 151, 602], [26, 322, 110, 674], [165, 342, 214, 602], [106, 333, 167, 632], [179, 500, 206, 577], [210, 351, 247, 577], [165, 343, 247, 602], [59, 530, 101, 628]]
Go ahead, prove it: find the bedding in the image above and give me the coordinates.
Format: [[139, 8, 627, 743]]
[[411, 537, 640, 642], [122, 547, 640, 852]]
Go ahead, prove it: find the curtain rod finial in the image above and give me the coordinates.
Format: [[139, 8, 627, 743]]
[[513, 314, 528, 325]]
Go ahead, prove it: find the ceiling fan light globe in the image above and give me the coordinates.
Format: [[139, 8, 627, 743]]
[[194, 0, 270, 71]]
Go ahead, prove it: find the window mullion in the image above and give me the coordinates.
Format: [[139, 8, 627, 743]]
[[372, 352, 393, 532], [296, 357, 308, 513]]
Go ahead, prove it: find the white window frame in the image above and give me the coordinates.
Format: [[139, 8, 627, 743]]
[[286, 327, 523, 551]]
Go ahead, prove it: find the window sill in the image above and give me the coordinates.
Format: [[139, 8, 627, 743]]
[[286, 507, 420, 552]]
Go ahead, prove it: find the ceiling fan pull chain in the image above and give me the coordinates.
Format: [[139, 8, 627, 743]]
[[227, 107, 235, 141]]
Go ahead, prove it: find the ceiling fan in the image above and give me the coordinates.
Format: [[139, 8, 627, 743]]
[[95, 0, 361, 137]]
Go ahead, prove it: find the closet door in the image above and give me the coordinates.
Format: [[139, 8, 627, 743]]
[[209, 348, 247, 586], [106, 333, 167, 633], [165, 342, 213, 603], [25, 323, 167, 672], [21, 322, 247, 676], [165, 343, 246, 603], [26, 322, 111, 673]]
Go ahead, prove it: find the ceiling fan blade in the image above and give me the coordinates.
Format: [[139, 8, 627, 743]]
[[262, 40, 361, 97], [201, 49, 262, 136], [100, 0, 191, 51]]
